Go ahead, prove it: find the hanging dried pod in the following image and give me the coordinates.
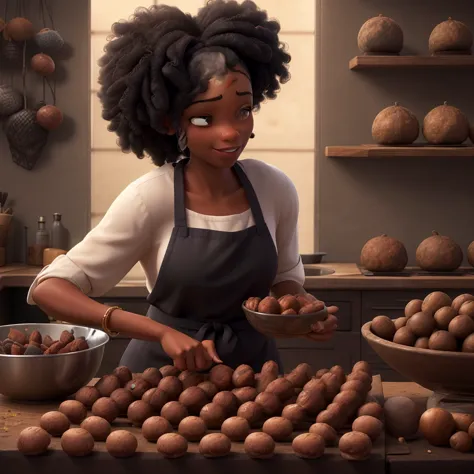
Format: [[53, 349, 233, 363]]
[[35, 28, 65, 54], [4, 109, 49, 171], [36, 105, 63, 131], [31, 53, 56, 76], [0, 85, 23, 117], [429, 18, 473, 55], [422, 102, 470, 145], [357, 14, 404, 54], [5, 17, 35, 42]]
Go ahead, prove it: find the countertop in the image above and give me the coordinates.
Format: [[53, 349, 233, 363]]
[[0, 379, 473, 473], [1, 263, 474, 295], [0, 375, 386, 474]]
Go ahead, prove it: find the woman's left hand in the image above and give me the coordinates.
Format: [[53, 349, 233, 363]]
[[303, 305, 339, 342]]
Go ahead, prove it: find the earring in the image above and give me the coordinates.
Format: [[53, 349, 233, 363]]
[[250, 133, 255, 139], [177, 130, 188, 152]]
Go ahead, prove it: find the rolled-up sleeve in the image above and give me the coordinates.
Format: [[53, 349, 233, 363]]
[[27, 183, 153, 304], [272, 176, 305, 286]]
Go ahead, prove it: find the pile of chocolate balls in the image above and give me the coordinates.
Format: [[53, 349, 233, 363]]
[[17, 360, 382, 460]]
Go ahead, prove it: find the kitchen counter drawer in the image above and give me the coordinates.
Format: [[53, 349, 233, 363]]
[[305, 290, 360, 331], [277, 332, 360, 373]]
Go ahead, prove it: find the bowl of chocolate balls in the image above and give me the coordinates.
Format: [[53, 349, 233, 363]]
[[242, 293, 328, 338], [362, 291, 474, 395]]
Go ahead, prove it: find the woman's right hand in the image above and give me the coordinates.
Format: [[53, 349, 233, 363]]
[[159, 327, 222, 371]]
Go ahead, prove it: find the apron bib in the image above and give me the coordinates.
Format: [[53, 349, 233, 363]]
[[120, 158, 281, 373]]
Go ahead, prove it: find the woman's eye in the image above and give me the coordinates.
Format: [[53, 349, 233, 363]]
[[190, 116, 211, 127], [239, 107, 251, 119]]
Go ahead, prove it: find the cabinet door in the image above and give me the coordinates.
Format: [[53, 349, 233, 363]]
[[276, 333, 360, 374], [96, 338, 131, 376], [305, 290, 361, 332]]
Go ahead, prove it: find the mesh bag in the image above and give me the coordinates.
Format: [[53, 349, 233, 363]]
[[2, 40, 23, 63], [34, 30, 64, 54], [4, 109, 49, 170], [0, 85, 23, 117]]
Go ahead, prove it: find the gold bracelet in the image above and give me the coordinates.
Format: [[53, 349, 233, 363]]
[[101, 305, 121, 337]]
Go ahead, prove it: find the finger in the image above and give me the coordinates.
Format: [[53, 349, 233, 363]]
[[174, 356, 187, 372], [327, 305, 339, 314], [324, 314, 338, 327], [203, 340, 223, 363], [185, 348, 196, 372], [305, 332, 335, 342], [311, 315, 338, 334], [194, 345, 212, 371]]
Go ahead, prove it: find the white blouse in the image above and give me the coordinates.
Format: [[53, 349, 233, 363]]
[[27, 158, 305, 304]]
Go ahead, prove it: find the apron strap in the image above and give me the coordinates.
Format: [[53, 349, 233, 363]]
[[233, 161, 267, 235], [173, 158, 189, 236]]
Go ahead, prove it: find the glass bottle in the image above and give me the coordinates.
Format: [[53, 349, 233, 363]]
[[35, 216, 50, 248], [51, 213, 68, 250]]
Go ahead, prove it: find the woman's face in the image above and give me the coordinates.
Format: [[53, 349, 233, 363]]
[[180, 67, 254, 169]]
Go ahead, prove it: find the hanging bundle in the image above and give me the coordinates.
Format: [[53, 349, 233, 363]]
[[0, 84, 23, 117], [1, 39, 23, 63], [34, 28, 64, 54], [4, 109, 49, 170], [0, 0, 65, 170]]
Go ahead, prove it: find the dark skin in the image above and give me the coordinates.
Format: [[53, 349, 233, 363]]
[[165, 66, 338, 350], [32, 66, 337, 373]]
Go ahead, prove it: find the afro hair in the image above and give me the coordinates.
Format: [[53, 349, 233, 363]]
[[97, 0, 291, 166]]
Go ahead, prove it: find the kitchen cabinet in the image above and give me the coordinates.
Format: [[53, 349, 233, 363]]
[[0, 289, 10, 326], [276, 333, 360, 374], [4, 285, 473, 381]]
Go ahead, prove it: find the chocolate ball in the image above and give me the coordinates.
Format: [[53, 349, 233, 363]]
[[178, 416, 208, 442], [80, 416, 111, 441], [142, 416, 172, 442], [160, 401, 189, 426], [221, 416, 250, 441]]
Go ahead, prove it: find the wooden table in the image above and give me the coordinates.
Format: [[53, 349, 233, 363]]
[[0, 377, 385, 474], [383, 383, 474, 474], [2, 379, 474, 473]]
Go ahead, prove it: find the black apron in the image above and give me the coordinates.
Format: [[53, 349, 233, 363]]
[[119, 157, 282, 373]]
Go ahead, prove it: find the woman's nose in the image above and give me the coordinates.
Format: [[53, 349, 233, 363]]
[[220, 125, 240, 142]]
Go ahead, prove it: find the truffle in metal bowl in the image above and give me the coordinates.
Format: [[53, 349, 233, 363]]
[[0, 323, 108, 400]]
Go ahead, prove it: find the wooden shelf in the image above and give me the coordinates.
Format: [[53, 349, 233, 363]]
[[325, 145, 474, 158], [349, 55, 474, 70]]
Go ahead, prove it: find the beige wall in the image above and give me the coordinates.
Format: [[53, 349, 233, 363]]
[[91, 0, 316, 278], [317, 0, 474, 264]]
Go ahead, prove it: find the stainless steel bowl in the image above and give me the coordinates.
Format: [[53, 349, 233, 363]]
[[301, 252, 327, 264], [0, 323, 109, 401]]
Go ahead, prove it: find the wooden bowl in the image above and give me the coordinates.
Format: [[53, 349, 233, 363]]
[[362, 321, 474, 395], [242, 302, 328, 338]]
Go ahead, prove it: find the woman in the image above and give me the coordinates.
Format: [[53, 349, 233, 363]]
[[28, 0, 338, 373]]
